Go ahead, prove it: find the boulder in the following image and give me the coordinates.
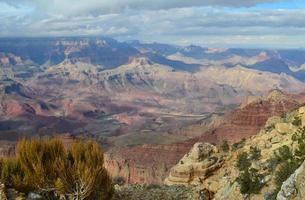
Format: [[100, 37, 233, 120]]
[[298, 106, 305, 115], [275, 123, 291, 134]]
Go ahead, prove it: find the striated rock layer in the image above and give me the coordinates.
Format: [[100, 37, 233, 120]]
[[105, 142, 193, 184], [164, 143, 224, 185], [198, 90, 304, 144]]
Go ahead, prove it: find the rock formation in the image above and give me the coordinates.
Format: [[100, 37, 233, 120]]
[[198, 90, 302, 144], [160, 105, 305, 199], [164, 143, 224, 185], [106, 90, 305, 184], [277, 161, 305, 200], [105, 142, 194, 184]]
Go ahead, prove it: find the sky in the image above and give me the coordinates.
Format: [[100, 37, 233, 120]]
[[1, 0, 305, 48]]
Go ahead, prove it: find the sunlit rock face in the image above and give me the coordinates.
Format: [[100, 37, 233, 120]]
[[164, 143, 224, 185]]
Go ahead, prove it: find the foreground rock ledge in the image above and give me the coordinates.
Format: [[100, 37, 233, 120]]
[[164, 142, 224, 185]]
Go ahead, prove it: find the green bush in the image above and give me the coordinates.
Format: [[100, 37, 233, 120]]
[[265, 124, 275, 133], [274, 161, 298, 190], [237, 168, 265, 196], [271, 130, 305, 193], [232, 138, 246, 151], [292, 116, 302, 127], [221, 140, 230, 152], [236, 152, 251, 171], [249, 146, 261, 160]]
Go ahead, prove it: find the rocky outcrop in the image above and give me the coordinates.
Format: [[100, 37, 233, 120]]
[[277, 161, 305, 200], [164, 143, 224, 185]]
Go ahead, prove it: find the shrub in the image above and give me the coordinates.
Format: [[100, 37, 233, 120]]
[[237, 168, 265, 196], [274, 161, 298, 190], [221, 140, 230, 152], [55, 141, 114, 200], [236, 152, 251, 171], [272, 144, 302, 194], [113, 176, 126, 186], [0, 138, 114, 200], [249, 146, 261, 160], [292, 116, 302, 127], [232, 138, 246, 151], [236, 150, 264, 197], [16, 138, 66, 194], [265, 124, 275, 133], [274, 145, 294, 163], [0, 158, 24, 188], [292, 127, 305, 164]]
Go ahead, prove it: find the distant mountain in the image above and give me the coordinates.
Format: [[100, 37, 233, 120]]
[[127, 40, 179, 56], [0, 37, 140, 69]]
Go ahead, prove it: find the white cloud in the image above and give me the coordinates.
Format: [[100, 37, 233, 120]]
[[0, 0, 305, 48], [1, 0, 284, 16]]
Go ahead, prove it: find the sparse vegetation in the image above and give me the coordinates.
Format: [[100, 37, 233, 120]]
[[292, 116, 302, 127], [113, 176, 126, 186], [265, 124, 275, 133], [232, 138, 246, 151], [237, 168, 265, 197], [236, 152, 251, 171], [266, 127, 305, 199], [249, 146, 261, 160], [221, 140, 230, 152], [236, 150, 265, 198], [0, 138, 114, 200]]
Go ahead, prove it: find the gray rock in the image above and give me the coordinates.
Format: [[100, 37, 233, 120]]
[[27, 192, 43, 200], [277, 161, 305, 200]]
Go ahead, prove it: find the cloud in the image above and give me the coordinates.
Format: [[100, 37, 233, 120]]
[[1, 0, 284, 16], [0, 0, 305, 48]]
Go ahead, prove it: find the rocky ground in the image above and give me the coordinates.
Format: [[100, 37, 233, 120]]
[[163, 105, 305, 200], [113, 184, 205, 200]]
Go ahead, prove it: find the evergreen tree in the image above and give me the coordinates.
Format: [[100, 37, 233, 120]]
[[236, 152, 251, 171], [237, 168, 264, 196]]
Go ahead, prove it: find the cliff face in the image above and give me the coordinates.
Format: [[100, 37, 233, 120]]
[[104, 143, 194, 184], [198, 90, 302, 145]]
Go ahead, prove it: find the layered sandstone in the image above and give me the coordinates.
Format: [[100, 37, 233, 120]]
[[198, 90, 302, 144], [164, 143, 224, 185], [105, 142, 193, 184]]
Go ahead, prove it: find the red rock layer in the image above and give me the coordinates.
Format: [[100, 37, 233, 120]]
[[104, 142, 193, 184], [198, 97, 301, 144]]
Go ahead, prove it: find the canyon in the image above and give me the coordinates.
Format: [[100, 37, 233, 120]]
[[1, 37, 305, 186]]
